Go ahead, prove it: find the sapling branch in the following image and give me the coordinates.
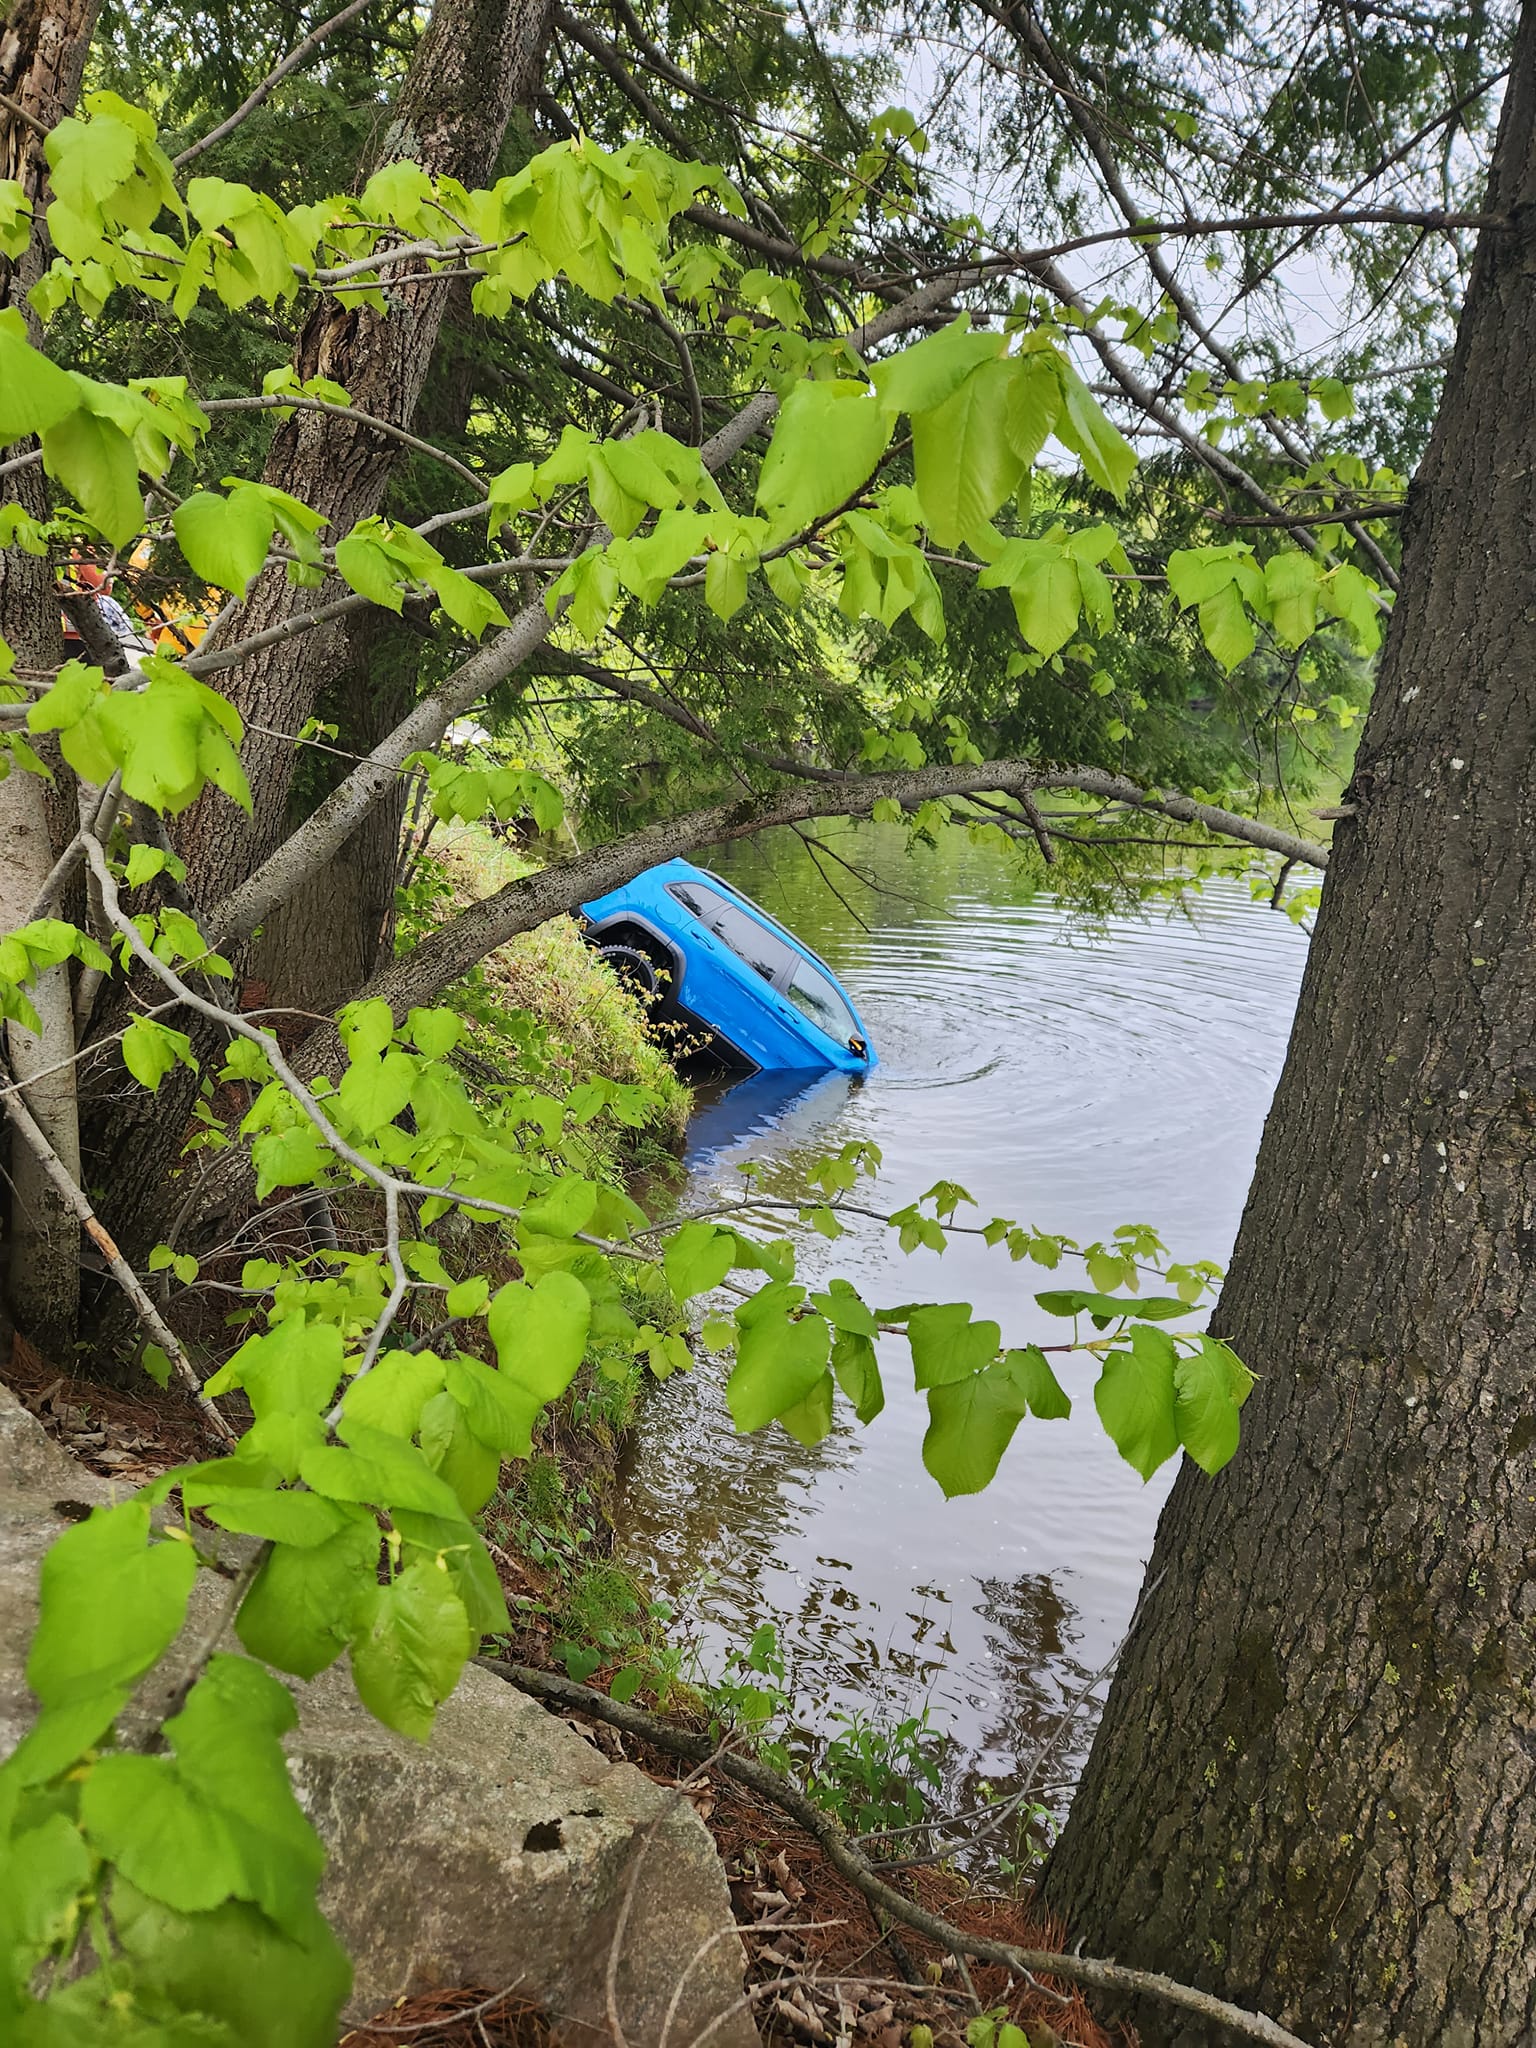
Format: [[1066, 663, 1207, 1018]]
[[0, 1080, 235, 1441]]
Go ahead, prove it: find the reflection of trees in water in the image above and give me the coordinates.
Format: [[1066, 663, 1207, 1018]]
[[615, 1352, 857, 1645], [932, 1572, 1099, 1840], [623, 1364, 1103, 1825]]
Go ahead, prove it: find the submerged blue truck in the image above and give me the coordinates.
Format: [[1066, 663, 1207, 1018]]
[[579, 858, 875, 1077]]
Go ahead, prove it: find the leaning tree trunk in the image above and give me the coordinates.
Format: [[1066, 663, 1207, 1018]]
[[175, 0, 555, 913], [1040, 20, 1536, 2046], [0, 0, 103, 1351]]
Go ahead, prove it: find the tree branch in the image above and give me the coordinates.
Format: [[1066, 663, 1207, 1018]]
[[480, 1659, 1317, 2048], [0, 1078, 235, 1441], [171, 0, 381, 168], [349, 759, 1329, 1024]]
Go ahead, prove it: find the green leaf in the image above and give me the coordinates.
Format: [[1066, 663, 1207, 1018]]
[[922, 1352, 1036, 1497], [1197, 579, 1255, 672], [337, 997, 393, 1060], [755, 379, 893, 540], [1009, 1344, 1071, 1420], [520, 1177, 599, 1239], [235, 1511, 380, 1679], [1094, 1324, 1180, 1480], [777, 1370, 834, 1446], [868, 318, 1004, 416], [419, 1387, 502, 1514], [831, 1329, 884, 1424], [486, 1270, 592, 1406], [27, 1499, 195, 1714], [444, 1275, 489, 1318], [1053, 358, 1137, 499], [406, 1006, 460, 1058], [121, 1014, 195, 1092], [911, 358, 1023, 548], [727, 1304, 829, 1432], [339, 1348, 446, 1438], [664, 1221, 736, 1299], [906, 1302, 1000, 1388], [979, 538, 1081, 658], [440, 1353, 538, 1461], [1264, 550, 1322, 648], [811, 1277, 877, 1338], [1174, 1334, 1254, 1474], [203, 1317, 344, 1420], [45, 111, 138, 214], [187, 1484, 353, 1548], [1034, 1288, 1189, 1327], [1003, 351, 1063, 468], [335, 1047, 415, 1134], [172, 488, 274, 598], [0, 1811, 90, 1991], [704, 548, 748, 620], [41, 404, 143, 546], [349, 1562, 472, 1742], [0, 310, 81, 442], [391, 1510, 508, 1635], [302, 1420, 466, 1519], [80, 1656, 323, 1938]]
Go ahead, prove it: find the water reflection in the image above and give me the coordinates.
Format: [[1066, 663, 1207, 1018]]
[[617, 825, 1309, 1810]]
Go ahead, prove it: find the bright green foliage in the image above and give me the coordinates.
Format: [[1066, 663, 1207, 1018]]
[[28, 657, 250, 813], [0, 919, 111, 1034]]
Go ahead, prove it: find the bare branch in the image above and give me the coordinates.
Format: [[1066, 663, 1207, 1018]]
[[172, 0, 380, 168], [0, 1079, 235, 1442]]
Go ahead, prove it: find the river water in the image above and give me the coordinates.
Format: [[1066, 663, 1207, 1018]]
[[614, 823, 1310, 1813]]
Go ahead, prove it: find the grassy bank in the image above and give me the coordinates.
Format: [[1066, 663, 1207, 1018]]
[[403, 823, 692, 1681]]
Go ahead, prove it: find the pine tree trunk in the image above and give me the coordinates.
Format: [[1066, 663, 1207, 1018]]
[[1039, 20, 1536, 2044], [175, 0, 554, 914], [0, 0, 104, 1351]]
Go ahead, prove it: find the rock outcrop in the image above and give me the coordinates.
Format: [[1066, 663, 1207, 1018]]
[[0, 1381, 753, 2046]]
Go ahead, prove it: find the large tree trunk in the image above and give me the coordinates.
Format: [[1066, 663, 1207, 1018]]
[[249, 289, 488, 1011], [1040, 21, 1536, 2045], [78, 0, 552, 1275], [248, 609, 415, 1011], [0, 0, 104, 1350], [175, 0, 554, 914]]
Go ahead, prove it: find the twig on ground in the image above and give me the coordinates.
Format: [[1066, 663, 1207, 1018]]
[[340, 1982, 529, 2038], [479, 1659, 1317, 2048]]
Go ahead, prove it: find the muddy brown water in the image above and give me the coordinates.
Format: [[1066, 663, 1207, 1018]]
[[614, 823, 1309, 1821]]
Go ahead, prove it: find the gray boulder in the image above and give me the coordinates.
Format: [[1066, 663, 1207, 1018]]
[[0, 1381, 754, 2047]]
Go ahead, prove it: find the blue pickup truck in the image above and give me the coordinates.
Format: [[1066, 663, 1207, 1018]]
[[580, 858, 876, 1077]]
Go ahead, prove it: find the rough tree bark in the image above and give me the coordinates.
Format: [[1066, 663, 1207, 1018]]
[[1040, 20, 1536, 2045], [175, 0, 555, 914], [0, 0, 103, 1349], [78, 0, 554, 1275], [249, 289, 491, 1011]]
